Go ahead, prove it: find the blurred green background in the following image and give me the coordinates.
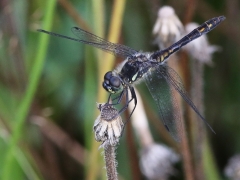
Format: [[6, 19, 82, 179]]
[[0, 0, 239, 179]]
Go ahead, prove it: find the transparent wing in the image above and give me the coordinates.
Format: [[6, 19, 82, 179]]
[[71, 27, 138, 57], [159, 65, 215, 133], [37, 27, 139, 58], [145, 66, 183, 142]]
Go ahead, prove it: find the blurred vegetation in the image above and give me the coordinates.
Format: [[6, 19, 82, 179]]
[[0, 0, 239, 179]]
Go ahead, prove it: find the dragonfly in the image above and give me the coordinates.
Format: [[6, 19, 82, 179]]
[[38, 16, 225, 141]]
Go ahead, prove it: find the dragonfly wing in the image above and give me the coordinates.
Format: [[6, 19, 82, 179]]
[[159, 64, 215, 133], [145, 65, 183, 142], [71, 27, 139, 57]]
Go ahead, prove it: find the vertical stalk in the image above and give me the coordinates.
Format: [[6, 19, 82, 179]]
[[203, 138, 221, 180], [85, 0, 105, 179], [179, 0, 198, 179], [104, 144, 118, 180], [86, 0, 126, 179], [190, 60, 205, 180], [168, 57, 194, 180]]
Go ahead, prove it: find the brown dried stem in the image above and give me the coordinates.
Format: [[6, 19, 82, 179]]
[[32, 116, 86, 165], [168, 55, 194, 180], [126, 118, 142, 180], [103, 143, 118, 180], [57, 0, 91, 31]]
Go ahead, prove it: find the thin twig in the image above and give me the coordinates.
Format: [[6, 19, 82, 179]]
[[32, 116, 86, 165], [183, 0, 197, 24], [57, 0, 91, 32]]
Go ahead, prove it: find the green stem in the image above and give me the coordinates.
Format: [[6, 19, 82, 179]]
[[203, 138, 221, 180], [2, 1, 57, 179], [85, 1, 105, 180]]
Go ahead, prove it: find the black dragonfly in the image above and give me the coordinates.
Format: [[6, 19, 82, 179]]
[[38, 16, 225, 141]]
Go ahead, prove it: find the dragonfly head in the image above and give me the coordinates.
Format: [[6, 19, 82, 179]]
[[102, 71, 123, 94]]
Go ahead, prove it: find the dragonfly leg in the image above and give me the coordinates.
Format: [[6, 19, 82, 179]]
[[107, 93, 112, 103], [117, 87, 137, 124], [105, 87, 137, 125], [128, 86, 137, 121]]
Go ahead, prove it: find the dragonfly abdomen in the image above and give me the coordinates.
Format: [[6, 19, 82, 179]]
[[151, 16, 225, 63], [185, 16, 225, 42], [166, 16, 225, 56]]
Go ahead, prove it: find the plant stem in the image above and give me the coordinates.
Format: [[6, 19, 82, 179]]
[[85, 0, 105, 179], [203, 138, 221, 180], [87, 0, 126, 179], [104, 143, 118, 180]]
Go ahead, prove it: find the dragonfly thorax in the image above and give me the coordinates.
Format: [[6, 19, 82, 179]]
[[102, 71, 123, 94], [119, 55, 151, 84]]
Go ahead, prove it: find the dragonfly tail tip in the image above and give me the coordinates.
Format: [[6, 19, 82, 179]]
[[219, 15, 226, 21]]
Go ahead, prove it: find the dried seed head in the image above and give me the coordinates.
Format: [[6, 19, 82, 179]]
[[184, 22, 221, 64], [94, 103, 124, 146], [153, 6, 184, 49], [139, 143, 180, 180], [224, 154, 240, 180]]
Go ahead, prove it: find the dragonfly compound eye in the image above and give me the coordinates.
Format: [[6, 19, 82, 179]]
[[104, 71, 113, 81], [110, 76, 121, 88]]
